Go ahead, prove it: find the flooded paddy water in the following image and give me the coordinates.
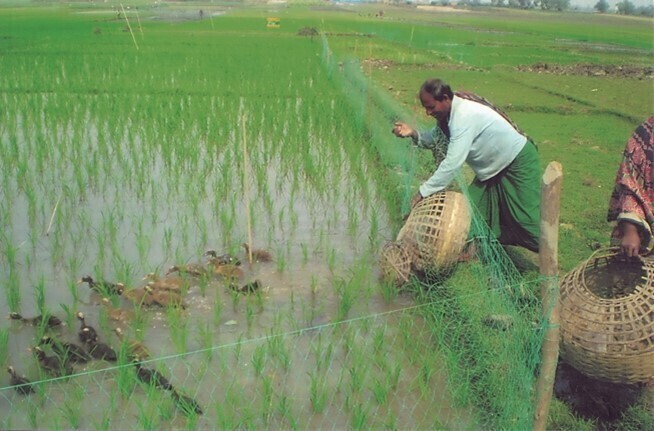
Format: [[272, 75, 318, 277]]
[[0, 21, 473, 426]]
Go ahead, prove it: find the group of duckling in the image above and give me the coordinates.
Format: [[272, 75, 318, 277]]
[[78, 243, 270, 311], [5, 244, 272, 417], [7, 310, 202, 416]]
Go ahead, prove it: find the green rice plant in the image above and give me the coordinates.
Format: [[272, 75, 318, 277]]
[[60, 385, 84, 429], [308, 370, 327, 414], [260, 374, 274, 425], [245, 300, 256, 331], [167, 307, 188, 354], [33, 276, 46, 314], [275, 246, 286, 273], [334, 278, 354, 322], [0, 328, 8, 366], [251, 344, 266, 378], [370, 375, 389, 406], [327, 247, 337, 274], [230, 288, 241, 312], [213, 293, 223, 326], [266, 332, 290, 372], [136, 398, 158, 431], [276, 393, 297, 430], [27, 402, 38, 429], [197, 273, 210, 297], [350, 401, 370, 431], [116, 354, 135, 399], [2, 240, 21, 311], [195, 322, 213, 362], [234, 334, 243, 364]]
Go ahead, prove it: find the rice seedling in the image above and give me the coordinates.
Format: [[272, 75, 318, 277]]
[[0, 328, 8, 367], [213, 293, 223, 326], [261, 374, 274, 425], [135, 398, 158, 431], [370, 375, 389, 406], [27, 402, 39, 429], [276, 393, 297, 430], [195, 323, 213, 362], [60, 385, 84, 430], [167, 307, 188, 354], [350, 401, 370, 431], [308, 370, 328, 414], [251, 344, 266, 378]]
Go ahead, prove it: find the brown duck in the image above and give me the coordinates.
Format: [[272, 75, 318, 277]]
[[242, 243, 273, 262]]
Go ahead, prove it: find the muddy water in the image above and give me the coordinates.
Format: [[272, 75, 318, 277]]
[[0, 93, 474, 429]]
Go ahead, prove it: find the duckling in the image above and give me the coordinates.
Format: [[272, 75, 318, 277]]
[[171, 389, 203, 416], [204, 250, 241, 266], [134, 362, 173, 390], [166, 264, 207, 277], [32, 346, 73, 377], [101, 298, 134, 324], [86, 337, 117, 362], [39, 336, 91, 364], [142, 273, 188, 294], [211, 264, 244, 280], [144, 285, 186, 309], [7, 366, 34, 395], [76, 312, 98, 344], [114, 328, 150, 361], [77, 275, 124, 296], [9, 312, 63, 328], [122, 287, 154, 307], [229, 279, 261, 294], [242, 243, 273, 263]]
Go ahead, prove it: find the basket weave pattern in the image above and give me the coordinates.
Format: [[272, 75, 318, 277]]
[[396, 191, 471, 271], [559, 248, 654, 384], [379, 241, 412, 287]]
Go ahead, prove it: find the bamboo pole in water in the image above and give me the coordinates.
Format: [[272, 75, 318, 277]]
[[534, 161, 563, 431], [241, 114, 253, 265], [120, 4, 139, 50]]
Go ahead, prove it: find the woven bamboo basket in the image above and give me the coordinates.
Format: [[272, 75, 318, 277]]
[[396, 191, 471, 272], [379, 241, 412, 287], [559, 248, 654, 384]]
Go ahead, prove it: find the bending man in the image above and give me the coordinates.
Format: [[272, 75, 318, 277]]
[[392, 78, 540, 252]]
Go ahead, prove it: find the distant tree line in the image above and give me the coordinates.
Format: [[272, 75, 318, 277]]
[[422, 0, 654, 15], [595, 0, 654, 17]]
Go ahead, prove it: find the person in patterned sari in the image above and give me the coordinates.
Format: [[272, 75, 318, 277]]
[[607, 116, 654, 257], [392, 78, 540, 253]]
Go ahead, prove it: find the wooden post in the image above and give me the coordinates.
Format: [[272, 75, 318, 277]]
[[241, 114, 253, 265], [534, 161, 563, 431]]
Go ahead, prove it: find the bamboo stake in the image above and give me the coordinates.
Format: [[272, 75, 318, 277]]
[[120, 4, 139, 50], [135, 7, 143, 37], [534, 161, 563, 431], [45, 196, 61, 236], [241, 114, 253, 265]]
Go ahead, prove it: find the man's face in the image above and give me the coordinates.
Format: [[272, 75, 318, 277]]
[[420, 91, 451, 122]]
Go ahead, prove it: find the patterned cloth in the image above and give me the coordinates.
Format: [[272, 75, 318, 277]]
[[607, 116, 654, 250]]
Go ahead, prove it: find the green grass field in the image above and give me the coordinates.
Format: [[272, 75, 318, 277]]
[[0, 1, 652, 429]]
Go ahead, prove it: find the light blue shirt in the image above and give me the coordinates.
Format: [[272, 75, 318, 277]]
[[416, 95, 527, 197]]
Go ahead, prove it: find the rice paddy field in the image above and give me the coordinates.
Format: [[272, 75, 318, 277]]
[[0, 1, 652, 430]]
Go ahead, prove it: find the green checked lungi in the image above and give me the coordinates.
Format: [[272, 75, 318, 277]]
[[467, 140, 541, 252]]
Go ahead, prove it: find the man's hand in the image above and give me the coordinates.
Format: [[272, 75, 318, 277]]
[[410, 191, 423, 209], [392, 122, 417, 139]]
